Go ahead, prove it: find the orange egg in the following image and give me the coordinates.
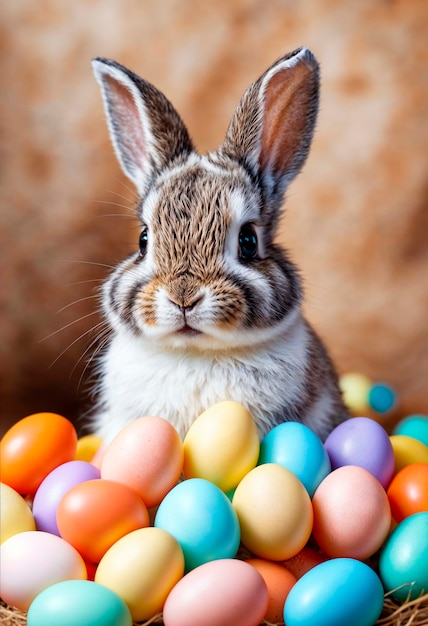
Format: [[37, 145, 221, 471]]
[[0, 413, 78, 495], [245, 558, 296, 623], [56, 479, 149, 563], [387, 463, 428, 522], [101, 416, 183, 508], [282, 546, 327, 579]]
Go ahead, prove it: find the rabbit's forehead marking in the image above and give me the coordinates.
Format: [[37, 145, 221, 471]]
[[147, 165, 252, 281]]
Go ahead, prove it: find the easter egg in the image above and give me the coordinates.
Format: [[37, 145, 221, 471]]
[[339, 372, 371, 414], [56, 479, 149, 563], [368, 382, 396, 413], [0, 530, 87, 610], [74, 434, 103, 462], [282, 546, 327, 579], [183, 401, 259, 492], [154, 478, 240, 571], [324, 417, 395, 488], [245, 558, 296, 623], [258, 422, 331, 496], [27, 580, 132, 626], [232, 464, 313, 560], [0, 413, 78, 495], [379, 512, 428, 601], [393, 414, 428, 446], [101, 416, 183, 508], [0, 483, 35, 543], [387, 462, 428, 522], [95, 527, 184, 621], [283, 558, 384, 626], [163, 558, 268, 626], [33, 461, 100, 535], [390, 434, 428, 473], [312, 465, 391, 559]]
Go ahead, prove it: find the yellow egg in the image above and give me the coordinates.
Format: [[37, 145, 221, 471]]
[[0, 483, 36, 543], [390, 435, 428, 474], [339, 372, 372, 414], [232, 463, 313, 560], [95, 526, 184, 621], [183, 401, 260, 492], [74, 434, 103, 462]]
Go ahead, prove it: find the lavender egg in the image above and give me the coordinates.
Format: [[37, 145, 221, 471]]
[[33, 461, 100, 535], [324, 417, 394, 488]]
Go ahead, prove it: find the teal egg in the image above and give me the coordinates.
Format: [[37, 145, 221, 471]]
[[27, 580, 132, 626], [154, 478, 240, 571], [283, 558, 384, 626], [368, 383, 396, 413], [379, 512, 428, 601], [258, 422, 331, 496], [393, 415, 428, 447]]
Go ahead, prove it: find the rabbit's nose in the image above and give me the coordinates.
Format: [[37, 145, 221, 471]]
[[168, 292, 204, 313]]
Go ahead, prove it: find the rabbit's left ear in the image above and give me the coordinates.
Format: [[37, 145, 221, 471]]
[[221, 47, 319, 212], [92, 58, 194, 194]]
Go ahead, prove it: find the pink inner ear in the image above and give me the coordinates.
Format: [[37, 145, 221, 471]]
[[105, 74, 148, 166], [260, 63, 315, 177]]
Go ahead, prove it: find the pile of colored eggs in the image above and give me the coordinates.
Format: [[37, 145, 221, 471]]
[[1, 404, 428, 626]]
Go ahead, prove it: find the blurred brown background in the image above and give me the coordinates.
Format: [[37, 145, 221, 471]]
[[1, 0, 427, 436]]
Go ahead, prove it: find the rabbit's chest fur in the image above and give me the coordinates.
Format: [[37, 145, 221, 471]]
[[94, 312, 332, 443]]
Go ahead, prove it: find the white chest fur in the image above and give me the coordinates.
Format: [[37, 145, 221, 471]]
[[93, 315, 310, 443]]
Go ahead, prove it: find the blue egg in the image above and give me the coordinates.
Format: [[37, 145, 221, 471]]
[[27, 580, 132, 626], [379, 512, 428, 602], [284, 558, 384, 626], [258, 422, 331, 496], [393, 414, 428, 447], [368, 382, 396, 413], [154, 478, 240, 571]]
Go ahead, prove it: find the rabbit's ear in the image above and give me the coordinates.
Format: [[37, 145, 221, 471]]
[[92, 58, 194, 193], [221, 47, 319, 210]]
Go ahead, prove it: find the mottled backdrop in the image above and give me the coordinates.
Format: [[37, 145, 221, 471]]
[[1, 0, 427, 435]]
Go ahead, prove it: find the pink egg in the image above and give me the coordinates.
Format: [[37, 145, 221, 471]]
[[0, 531, 86, 610], [101, 416, 184, 508], [163, 558, 268, 626], [312, 465, 391, 559]]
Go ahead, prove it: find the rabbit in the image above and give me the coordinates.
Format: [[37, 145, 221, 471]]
[[90, 46, 349, 445]]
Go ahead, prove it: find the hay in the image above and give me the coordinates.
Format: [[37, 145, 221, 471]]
[[1, 592, 428, 626]]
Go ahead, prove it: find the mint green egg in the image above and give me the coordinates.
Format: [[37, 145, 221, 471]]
[[393, 415, 428, 447], [27, 580, 132, 626], [379, 512, 428, 601]]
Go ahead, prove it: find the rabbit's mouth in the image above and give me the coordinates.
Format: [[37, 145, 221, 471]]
[[176, 324, 202, 337]]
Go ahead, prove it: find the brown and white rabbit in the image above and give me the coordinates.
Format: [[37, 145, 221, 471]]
[[91, 47, 349, 444]]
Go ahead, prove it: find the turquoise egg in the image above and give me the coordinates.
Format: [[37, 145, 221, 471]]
[[368, 383, 396, 413], [379, 512, 428, 601], [27, 579, 132, 626], [283, 558, 384, 626], [393, 415, 428, 447], [154, 478, 240, 571], [258, 422, 331, 496]]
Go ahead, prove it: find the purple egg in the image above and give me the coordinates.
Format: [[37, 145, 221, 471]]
[[324, 417, 394, 488], [32, 461, 100, 535]]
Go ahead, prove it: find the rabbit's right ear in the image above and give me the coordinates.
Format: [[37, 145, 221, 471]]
[[92, 58, 194, 193], [220, 47, 319, 217]]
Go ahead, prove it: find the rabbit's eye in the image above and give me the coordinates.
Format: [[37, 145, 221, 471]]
[[238, 225, 258, 260], [139, 228, 148, 258]]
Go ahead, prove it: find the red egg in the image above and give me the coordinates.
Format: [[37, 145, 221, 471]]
[[0, 413, 78, 495], [387, 463, 428, 522], [56, 479, 149, 563]]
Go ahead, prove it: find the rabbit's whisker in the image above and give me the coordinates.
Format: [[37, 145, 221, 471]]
[[57, 294, 99, 313], [40, 311, 99, 343]]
